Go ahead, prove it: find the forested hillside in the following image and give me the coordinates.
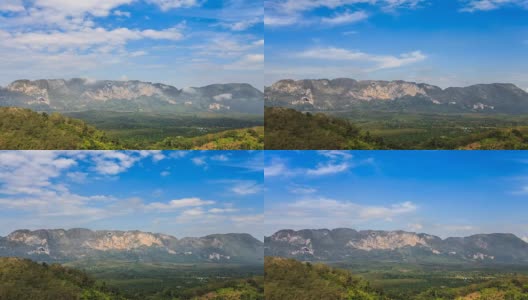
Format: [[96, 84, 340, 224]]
[[264, 257, 387, 300], [264, 107, 386, 150], [154, 126, 264, 150], [0, 107, 263, 150], [0, 107, 120, 150], [0, 257, 123, 300]]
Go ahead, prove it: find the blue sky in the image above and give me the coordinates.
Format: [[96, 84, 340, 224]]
[[265, 0, 528, 90], [265, 150, 528, 241], [0, 0, 263, 89], [0, 150, 264, 239]]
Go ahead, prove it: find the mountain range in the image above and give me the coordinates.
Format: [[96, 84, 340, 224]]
[[0, 79, 263, 114], [265, 229, 528, 265], [0, 229, 263, 264], [265, 79, 528, 114]]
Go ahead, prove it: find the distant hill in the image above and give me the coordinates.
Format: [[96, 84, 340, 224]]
[[0, 78, 263, 114], [265, 256, 387, 300], [264, 107, 385, 149], [0, 107, 120, 150], [193, 277, 264, 300], [0, 257, 124, 300], [265, 256, 528, 300], [414, 276, 528, 300], [265, 78, 528, 114], [265, 228, 528, 265], [154, 126, 264, 150], [0, 229, 263, 264]]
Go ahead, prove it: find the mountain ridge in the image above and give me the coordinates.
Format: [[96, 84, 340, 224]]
[[0, 78, 264, 114], [0, 228, 263, 264], [265, 78, 528, 114], [265, 228, 528, 264]]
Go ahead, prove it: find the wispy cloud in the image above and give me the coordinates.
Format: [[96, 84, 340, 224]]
[[231, 181, 263, 195], [0, 0, 263, 88], [266, 197, 418, 230], [297, 47, 427, 70], [265, 151, 355, 178], [460, 0, 528, 12], [321, 10, 369, 26], [265, 0, 425, 27]]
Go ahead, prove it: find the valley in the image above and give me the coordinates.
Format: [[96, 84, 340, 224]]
[[0, 108, 263, 150], [0, 78, 264, 150], [0, 228, 264, 299], [265, 78, 528, 150], [265, 107, 528, 150], [265, 228, 528, 299], [265, 257, 528, 300]]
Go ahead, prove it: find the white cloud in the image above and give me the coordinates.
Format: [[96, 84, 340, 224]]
[[266, 197, 417, 230], [321, 10, 369, 25], [0, 0, 264, 89], [213, 93, 233, 101], [265, 0, 425, 27], [222, 17, 262, 31], [192, 157, 207, 166], [181, 207, 205, 216], [264, 14, 299, 26], [145, 197, 215, 212], [318, 150, 353, 160], [297, 47, 427, 70], [225, 54, 264, 70], [460, 0, 528, 12], [113, 10, 131, 17], [147, 0, 200, 11], [160, 171, 171, 177], [523, 236, 528, 243], [32, 0, 134, 17], [209, 208, 238, 213], [266, 151, 355, 178], [0, 0, 25, 12], [231, 181, 263, 195], [89, 151, 164, 175], [211, 154, 229, 161], [307, 162, 350, 176], [289, 185, 317, 194], [10, 26, 181, 50], [0, 151, 76, 195], [264, 161, 287, 177], [66, 172, 88, 183]]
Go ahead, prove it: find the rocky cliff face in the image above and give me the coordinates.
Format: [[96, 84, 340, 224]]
[[265, 229, 528, 264], [0, 79, 263, 114], [0, 229, 263, 264], [265, 78, 528, 114]]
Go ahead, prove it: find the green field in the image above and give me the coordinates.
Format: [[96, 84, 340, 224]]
[[65, 260, 264, 300], [265, 257, 528, 300], [66, 111, 263, 148], [333, 111, 528, 149], [265, 106, 528, 150], [328, 261, 528, 299]]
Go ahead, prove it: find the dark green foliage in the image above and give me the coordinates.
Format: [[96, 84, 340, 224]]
[[414, 276, 528, 300], [68, 261, 264, 300], [0, 107, 120, 150], [65, 110, 263, 148], [154, 126, 264, 150], [0, 107, 263, 150], [266, 257, 528, 300], [265, 257, 387, 300], [0, 257, 124, 300], [264, 107, 386, 150], [265, 106, 528, 150]]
